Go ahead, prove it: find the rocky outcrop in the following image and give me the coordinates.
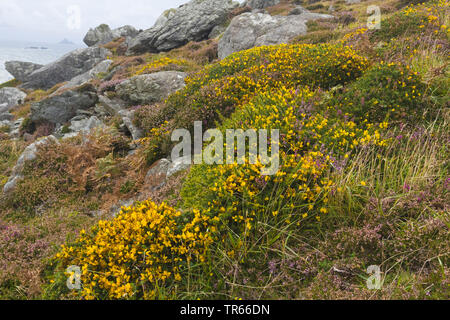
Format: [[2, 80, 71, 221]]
[[62, 116, 105, 139], [144, 159, 172, 191], [118, 109, 144, 141], [21, 47, 111, 90], [3, 135, 59, 194], [83, 24, 139, 47], [116, 71, 187, 105], [31, 86, 98, 125], [4, 61, 43, 82], [127, 0, 239, 54], [0, 88, 27, 114], [246, 0, 280, 9], [112, 25, 140, 39], [58, 59, 113, 91], [144, 156, 191, 191], [218, 10, 333, 59]]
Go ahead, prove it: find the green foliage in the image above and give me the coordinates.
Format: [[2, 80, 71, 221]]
[[333, 62, 428, 123]]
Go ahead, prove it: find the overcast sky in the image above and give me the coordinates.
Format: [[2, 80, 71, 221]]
[[0, 0, 208, 44]]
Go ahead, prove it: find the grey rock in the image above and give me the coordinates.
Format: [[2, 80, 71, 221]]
[[83, 24, 114, 47], [70, 115, 103, 133], [9, 118, 24, 138], [31, 87, 98, 125], [289, 6, 307, 15], [167, 155, 191, 177], [118, 109, 144, 141], [97, 95, 125, 116], [144, 158, 172, 191], [62, 116, 105, 139], [247, 0, 279, 9], [116, 71, 187, 105], [3, 135, 59, 194], [153, 9, 177, 28], [0, 113, 14, 121], [21, 47, 111, 90], [58, 59, 113, 91], [84, 24, 140, 47], [218, 10, 333, 59], [112, 25, 139, 39], [127, 0, 239, 54], [0, 87, 27, 113], [209, 25, 227, 39], [4, 61, 43, 82]]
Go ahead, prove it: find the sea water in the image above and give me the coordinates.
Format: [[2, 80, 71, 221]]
[[0, 40, 81, 84]]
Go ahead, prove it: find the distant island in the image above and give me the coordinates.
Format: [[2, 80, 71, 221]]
[[59, 38, 75, 45]]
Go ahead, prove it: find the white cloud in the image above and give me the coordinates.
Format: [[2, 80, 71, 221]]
[[0, 0, 190, 43]]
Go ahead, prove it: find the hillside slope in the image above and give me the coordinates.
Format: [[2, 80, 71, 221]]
[[0, 0, 448, 300]]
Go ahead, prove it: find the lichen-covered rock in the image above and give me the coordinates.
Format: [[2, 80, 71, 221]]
[[62, 116, 105, 139], [0, 87, 27, 113], [116, 71, 187, 105], [118, 109, 144, 141], [167, 156, 191, 177], [127, 0, 239, 54], [218, 10, 333, 59], [58, 59, 113, 91], [144, 158, 172, 191], [3, 135, 59, 194], [247, 0, 280, 9], [83, 24, 139, 47], [112, 25, 139, 39], [4, 61, 43, 82], [31, 86, 98, 125], [21, 47, 111, 90]]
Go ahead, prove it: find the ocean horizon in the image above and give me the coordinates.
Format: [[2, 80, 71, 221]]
[[0, 40, 82, 84]]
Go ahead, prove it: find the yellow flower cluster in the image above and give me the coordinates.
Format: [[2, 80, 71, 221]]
[[135, 57, 188, 75], [182, 87, 388, 233], [167, 43, 369, 128], [54, 201, 214, 300]]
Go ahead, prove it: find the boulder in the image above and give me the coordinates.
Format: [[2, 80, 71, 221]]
[[96, 95, 125, 116], [143, 156, 191, 192], [3, 135, 59, 194], [218, 10, 333, 59], [144, 158, 172, 191], [58, 59, 113, 91], [21, 47, 111, 90], [116, 71, 187, 105], [167, 155, 192, 177], [118, 109, 144, 141], [0, 113, 14, 121], [83, 24, 139, 47], [62, 116, 105, 139], [112, 25, 139, 39], [31, 86, 98, 125], [0, 87, 27, 113], [4, 61, 43, 82], [247, 0, 280, 9], [127, 0, 239, 54]]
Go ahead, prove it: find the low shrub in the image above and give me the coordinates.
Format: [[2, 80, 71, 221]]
[[49, 201, 215, 300], [333, 62, 428, 123]]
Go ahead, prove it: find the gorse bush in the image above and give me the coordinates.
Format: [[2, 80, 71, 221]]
[[370, 1, 449, 42], [333, 62, 428, 123], [160, 43, 369, 131], [182, 87, 388, 235], [133, 57, 189, 76], [137, 43, 370, 164], [51, 201, 215, 300]]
